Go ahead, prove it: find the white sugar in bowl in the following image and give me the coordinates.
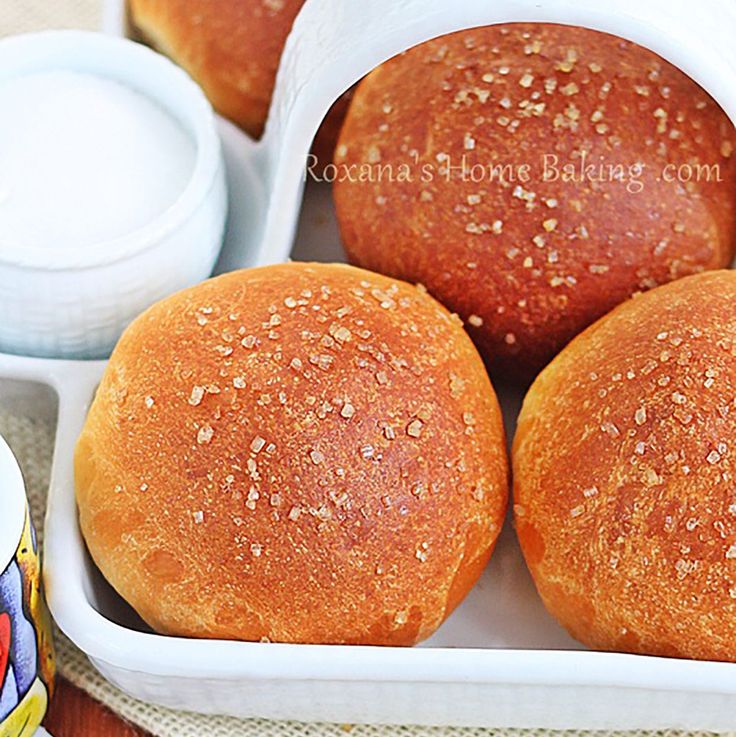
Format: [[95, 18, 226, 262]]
[[0, 31, 227, 359]]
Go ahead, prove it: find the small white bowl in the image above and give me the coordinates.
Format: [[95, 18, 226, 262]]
[[0, 31, 227, 359]]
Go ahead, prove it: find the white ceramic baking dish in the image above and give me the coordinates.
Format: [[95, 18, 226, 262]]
[[7, 295, 736, 732], [3, 0, 736, 729]]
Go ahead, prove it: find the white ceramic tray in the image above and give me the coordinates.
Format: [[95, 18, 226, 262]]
[[6, 168, 736, 733], [8, 296, 736, 735], [9, 309, 736, 735], [2, 0, 736, 730]]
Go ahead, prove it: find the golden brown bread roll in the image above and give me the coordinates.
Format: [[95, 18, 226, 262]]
[[513, 270, 736, 660], [128, 0, 349, 158], [333, 24, 736, 379], [128, 0, 303, 138], [75, 262, 508, 645]]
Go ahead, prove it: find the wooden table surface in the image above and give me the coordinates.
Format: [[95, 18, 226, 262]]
[[45, 677, 150, 737]]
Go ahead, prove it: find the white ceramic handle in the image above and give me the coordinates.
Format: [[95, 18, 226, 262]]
[[43, 367, 106, 593], [251, 0, 736, 268], [0, 352, 106, 584]]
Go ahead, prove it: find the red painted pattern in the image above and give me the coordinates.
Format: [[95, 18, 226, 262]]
[[0, 611, 10, 689]]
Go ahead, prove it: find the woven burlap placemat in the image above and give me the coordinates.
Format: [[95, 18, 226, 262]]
[[0, 0, 101, 36], [0, 2, 723, 736]]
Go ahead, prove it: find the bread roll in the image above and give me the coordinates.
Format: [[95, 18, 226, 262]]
[[128, 0, 304, 138], [75, 263, 508, 645], [333, 24, 736, 379], [128, 0, 349, 158], [514, 270, 736, 660]]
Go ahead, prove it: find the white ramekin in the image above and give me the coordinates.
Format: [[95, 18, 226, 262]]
[[0, 31, 227, 359]]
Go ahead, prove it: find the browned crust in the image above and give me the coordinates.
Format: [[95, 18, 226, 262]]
[[513, 270, 736, 660], [128, 0, 304, 138], [333, 24, 736, 380], [75, 263, 509, 645]]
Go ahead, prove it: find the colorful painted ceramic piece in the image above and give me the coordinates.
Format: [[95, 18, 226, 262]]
[[0, 512, 55, 737]]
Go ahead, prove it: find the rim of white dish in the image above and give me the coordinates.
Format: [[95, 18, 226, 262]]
[[0, 434, 27, 572], [0, 30, 222, 271]]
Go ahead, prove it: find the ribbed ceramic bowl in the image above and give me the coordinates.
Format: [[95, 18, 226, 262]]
[[0, 31, 227, 360]]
